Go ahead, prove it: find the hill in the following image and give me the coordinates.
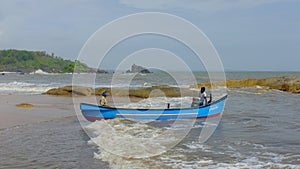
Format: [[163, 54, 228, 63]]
[[0, 49, 106, 73]]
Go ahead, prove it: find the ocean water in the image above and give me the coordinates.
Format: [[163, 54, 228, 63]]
[[0, 72, 300, 168], [0, 71, 299, 94]]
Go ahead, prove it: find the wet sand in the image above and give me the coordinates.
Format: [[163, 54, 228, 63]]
[[0, 94, 141, 130], [0, 94, 76, 129]]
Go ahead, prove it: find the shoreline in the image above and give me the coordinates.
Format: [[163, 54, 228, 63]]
[[41, 76, 300, 98], [0, 94, 141, 130]]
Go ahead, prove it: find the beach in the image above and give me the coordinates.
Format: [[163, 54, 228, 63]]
[[0, 72, 300, 168], [0, 94, 75, 130], [0, 94, 109, 168], [0, 94, 138, 129]]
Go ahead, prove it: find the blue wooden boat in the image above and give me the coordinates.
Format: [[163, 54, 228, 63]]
[[80, 95, 227, 121]]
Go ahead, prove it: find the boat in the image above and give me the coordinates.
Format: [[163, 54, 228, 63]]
[[80, 95, 227, 121]]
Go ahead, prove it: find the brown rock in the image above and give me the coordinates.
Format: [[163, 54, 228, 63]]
[[190, 76, 300, 93], [44, 85, 194, 98], [96, 86, 185, 98], [43, 86, 94, 96], [16, 103, 34, 108]]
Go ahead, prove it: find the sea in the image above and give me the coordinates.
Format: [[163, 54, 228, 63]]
[[0, 71, 299, 169]]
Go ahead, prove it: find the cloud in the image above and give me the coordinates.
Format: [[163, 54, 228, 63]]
[[119, 0, 287, 12], [0, 0, 113, 59]]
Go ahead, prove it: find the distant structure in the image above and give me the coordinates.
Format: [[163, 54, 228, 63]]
[[126, 64, 151, 73]]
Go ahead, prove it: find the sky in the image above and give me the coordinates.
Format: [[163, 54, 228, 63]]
[[0, 0, 299, 71]]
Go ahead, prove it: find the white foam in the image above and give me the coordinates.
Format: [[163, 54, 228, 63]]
[[0, 81, 35, 87], [30, 69, 49, 74], [158, 153, 300, 169], [84, 119, 177, 157], [84, 117, 199, 168], [0, 71, 18, 74], [0, 81, 58, 94], [85, 118, 300, 169], [182, 142, 205, 150], [0, 86, 53, 94]]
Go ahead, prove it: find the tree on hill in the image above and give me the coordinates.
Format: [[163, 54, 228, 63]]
[[0, 49, 103, 73]]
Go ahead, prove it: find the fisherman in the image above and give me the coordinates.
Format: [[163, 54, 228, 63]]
[[199, 87, 208, 106], [100, 91, 109, 107]]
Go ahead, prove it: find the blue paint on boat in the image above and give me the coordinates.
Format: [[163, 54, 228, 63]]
[[80, 95, 227, 121]]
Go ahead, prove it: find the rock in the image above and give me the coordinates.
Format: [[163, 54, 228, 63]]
[[127, 64, 151, 73], [43, 86, 94, 96], [95, 86, 183, 98], [44, 85, 194, 98], [96, 69, 108, 73], [16, 103, 34, 108], [190, 76, 300, 93]]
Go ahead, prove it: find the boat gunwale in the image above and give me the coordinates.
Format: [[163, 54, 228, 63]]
[[80, 95, 227, 111]]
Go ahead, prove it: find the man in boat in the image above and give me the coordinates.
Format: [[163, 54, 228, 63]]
[[199, 87, 208, 106], [100, 91, 110, 107], [191, 87, 211, 107]]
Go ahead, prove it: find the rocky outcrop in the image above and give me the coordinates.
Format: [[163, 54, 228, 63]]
[[43, 86, 94, 96], [126, 64, 151, 73], [43, 76, 300, 98], [191, 76, 300, 93], [16, 103, 34, 108], [43, 85, 194, 98]]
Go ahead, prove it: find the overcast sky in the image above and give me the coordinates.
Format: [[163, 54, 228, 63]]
[[0, 0, 299, 71]]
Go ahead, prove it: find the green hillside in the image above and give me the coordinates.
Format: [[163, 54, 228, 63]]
[[0, 49, 103, 73]]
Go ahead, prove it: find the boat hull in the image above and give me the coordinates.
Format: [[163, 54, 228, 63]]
[[80, 95, 227, 121]]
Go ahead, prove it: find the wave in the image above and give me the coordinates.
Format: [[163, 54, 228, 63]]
[[83, 95, 299, 169], [86, 119, 300, 169], [0, 71, 19, 74], [0, 86, 53, 94], [0, 81, 36, 87], [0, 81, 60, 94]]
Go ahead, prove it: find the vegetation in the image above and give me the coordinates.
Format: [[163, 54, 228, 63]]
[[0, 49, 100, 73]]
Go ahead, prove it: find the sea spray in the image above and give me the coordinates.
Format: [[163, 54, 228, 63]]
[[81, 96, 219, 168], [84, 119, 178, 168], [84, 119, 192, 158]]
